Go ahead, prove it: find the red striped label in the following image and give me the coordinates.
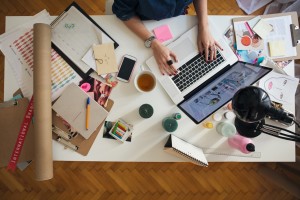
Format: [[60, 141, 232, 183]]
[[7, 96, 34, 171]]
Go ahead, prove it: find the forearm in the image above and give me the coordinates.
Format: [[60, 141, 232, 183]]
[[193, 0, 209, 30], [123, 16, 153, 41]]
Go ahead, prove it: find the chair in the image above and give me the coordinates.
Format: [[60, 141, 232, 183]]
[[105, 0, 114, 15]]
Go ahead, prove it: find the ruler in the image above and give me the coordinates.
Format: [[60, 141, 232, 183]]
[[202, 148, 261, 158]]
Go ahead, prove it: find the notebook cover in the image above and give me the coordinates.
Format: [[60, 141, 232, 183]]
[[52, 83, 108, 140], [164, 135, 208, 167], [52, 99, 114, 156]]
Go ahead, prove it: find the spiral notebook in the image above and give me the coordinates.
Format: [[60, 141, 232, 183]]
[[164, 135, 208, 167]]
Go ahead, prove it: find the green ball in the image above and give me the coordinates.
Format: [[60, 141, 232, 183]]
[[139, 104, 154, 118]]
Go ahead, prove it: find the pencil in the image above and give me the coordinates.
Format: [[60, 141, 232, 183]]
[[86, 97, 90, 130]]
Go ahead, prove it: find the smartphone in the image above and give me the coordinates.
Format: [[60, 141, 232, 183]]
[[117, 55, 137, 82]]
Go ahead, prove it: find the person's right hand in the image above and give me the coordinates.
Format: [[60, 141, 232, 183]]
[[151, 40, 178, 76]]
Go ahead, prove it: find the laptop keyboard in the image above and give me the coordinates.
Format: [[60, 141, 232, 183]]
[[172, 51, 225, 92]]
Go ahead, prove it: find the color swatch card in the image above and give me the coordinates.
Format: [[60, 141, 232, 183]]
[[52, 83, 108, 139], [93, 43, 118, 75]]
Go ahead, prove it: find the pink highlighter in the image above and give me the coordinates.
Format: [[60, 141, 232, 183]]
[[228, 134, 255, 154]]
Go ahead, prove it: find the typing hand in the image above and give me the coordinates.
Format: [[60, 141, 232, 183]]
[[197, 28, 223, 62], [151, 40, 178, 76]]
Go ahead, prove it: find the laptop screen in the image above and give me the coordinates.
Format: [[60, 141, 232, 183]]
[[178, 62, 272, 124]]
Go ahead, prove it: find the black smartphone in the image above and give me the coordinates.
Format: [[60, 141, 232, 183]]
[[116, 54, 137, 82]]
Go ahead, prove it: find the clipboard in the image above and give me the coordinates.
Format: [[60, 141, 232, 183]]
[[50, 2, 119, 79], [232, 12, 300, 61], [0, 98, 34, 167], [52, 99, 114, 156]]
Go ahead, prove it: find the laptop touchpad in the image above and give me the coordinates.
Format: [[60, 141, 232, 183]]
[[170, 38, 197, 61]]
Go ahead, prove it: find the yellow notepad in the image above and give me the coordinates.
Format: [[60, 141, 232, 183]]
[[93, 43, 118, 75], [269, 40, 286, 57]]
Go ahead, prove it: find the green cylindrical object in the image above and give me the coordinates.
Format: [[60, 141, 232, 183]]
[[139, 104, 154, 118], [162, 117, 178, 132], [216, 122, 236, 137], [173, 113, 181, 120]]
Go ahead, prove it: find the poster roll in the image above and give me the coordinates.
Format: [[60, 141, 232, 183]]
[[33, 23, 53, 181]]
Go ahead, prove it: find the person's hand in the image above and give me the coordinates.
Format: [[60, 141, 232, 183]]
[[151, 40, 178, 76], [197, 28, 223, 62]]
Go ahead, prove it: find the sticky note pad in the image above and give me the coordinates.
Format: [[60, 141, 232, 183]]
[[253, 19, 273, 39], [269, 40, 286, 57], [153, 25, 173, 42]]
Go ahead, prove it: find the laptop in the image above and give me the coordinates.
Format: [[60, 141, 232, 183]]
[[146, 22, 272, 124]]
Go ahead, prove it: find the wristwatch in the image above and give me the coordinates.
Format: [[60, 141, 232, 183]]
[[144, 36, 156, 48]]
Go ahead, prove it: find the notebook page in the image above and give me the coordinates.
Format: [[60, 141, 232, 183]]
[[171, 135, 208, 166], [51, 6, 114, 73]]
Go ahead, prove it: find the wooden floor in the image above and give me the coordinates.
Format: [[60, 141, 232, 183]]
[[0, 1, 299, 199]]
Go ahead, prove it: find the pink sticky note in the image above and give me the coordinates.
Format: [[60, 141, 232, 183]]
[[153, 25, 173, 42]]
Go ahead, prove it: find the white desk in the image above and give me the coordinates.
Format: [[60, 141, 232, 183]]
[[4, 15, 295, 162]]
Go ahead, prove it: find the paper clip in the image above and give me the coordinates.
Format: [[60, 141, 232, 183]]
[[56, 137, 79, 151], [52, 125, 72, 140]]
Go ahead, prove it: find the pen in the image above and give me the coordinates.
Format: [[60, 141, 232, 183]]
[[86, 97, 90, 130]]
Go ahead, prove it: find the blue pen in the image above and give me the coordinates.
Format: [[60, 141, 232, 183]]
[[86, 97, 90, 130]]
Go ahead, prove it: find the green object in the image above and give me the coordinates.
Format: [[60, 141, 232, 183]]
[[173, 113, 182, 120], [162, 117, 178, 132], [139, 104, 154, 118], [216, 122, 236, 137]]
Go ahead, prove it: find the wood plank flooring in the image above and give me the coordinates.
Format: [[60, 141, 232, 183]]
[[0, 1, 299, 199]]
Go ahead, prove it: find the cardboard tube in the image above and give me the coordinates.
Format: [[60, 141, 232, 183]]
[[33, 23, 53, 181]]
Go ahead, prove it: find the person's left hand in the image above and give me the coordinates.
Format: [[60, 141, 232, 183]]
[[197, 28, 223, 62]]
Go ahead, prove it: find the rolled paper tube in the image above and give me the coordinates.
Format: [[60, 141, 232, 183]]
[[33, 23, 53, 181]]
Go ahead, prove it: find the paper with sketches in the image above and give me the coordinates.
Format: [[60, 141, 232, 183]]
[[81, 48, 107, 78], [260, 16, 296, 58], [0, 10, 81, 101], [223, 25, 265, 65], [259, 71, 299, 104], [52, 83, 108, 140], [51, 6, 114, 73], [247, 16, 261, 29], [81, 28, 116, 72], [234, 21, 264, 51], [252, 19, 273, 39], [234, 16, 296, 59], [93, 43, 118, 75], [82, 48, 97, 71]]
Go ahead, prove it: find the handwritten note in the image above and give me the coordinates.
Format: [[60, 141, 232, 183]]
[[93, 43, 118, 75]]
